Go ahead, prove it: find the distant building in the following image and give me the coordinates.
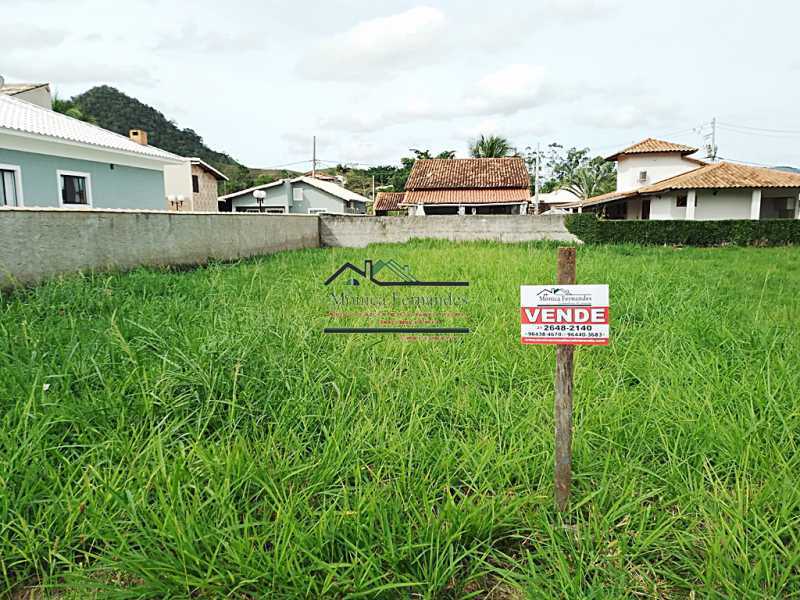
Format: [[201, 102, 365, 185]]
[[302, 170, 346, 185], [571, 138, 800, 220], [163, 155, 229, 212], [402, 157, 530, 215], [218, 176, 369, 214], [0, 82, 52, 110], [373, 192, 405, 215], [0, 94, 183, 210]]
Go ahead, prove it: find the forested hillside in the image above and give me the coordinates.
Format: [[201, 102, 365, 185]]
[[61, 86, 241, 168]]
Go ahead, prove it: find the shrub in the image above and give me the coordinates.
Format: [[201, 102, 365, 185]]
[[565, 213, 800, 246]]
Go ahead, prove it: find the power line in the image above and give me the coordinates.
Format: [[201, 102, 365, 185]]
[[718, 121, 800, 136], [717, 124, 800, 139]]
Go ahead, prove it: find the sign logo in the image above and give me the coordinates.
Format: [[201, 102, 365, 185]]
[[521, 284, 610, 345]]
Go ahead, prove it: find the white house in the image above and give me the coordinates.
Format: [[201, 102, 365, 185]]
[[573, 138, 800, 220], [218, 176, 369, 214]]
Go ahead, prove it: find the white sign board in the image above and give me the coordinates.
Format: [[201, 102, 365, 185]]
[[521, 285, 609, 346]]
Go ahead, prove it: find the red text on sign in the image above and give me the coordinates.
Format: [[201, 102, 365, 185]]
[[521, 306, 609, 325]]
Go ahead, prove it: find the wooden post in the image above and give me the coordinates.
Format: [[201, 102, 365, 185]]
[[554, 247, 576, 512]]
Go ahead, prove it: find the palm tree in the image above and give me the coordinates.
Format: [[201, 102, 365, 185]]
[[561, 158, 616, 201], [469, 135, 514, 158]]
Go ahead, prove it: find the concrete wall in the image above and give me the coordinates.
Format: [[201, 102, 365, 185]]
[[0, 147, 166, 210], [319, 215, 578, 247], [0, 208, 319, 288]]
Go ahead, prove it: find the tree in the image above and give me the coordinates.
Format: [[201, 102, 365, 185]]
[[469, 134, 514, 158], [52, 94, 96, 124], [539, 144, 616, 199], [561, 158, 616, 200]]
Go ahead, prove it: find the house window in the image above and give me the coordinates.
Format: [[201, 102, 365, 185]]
[[638, 170, 648, 183], [293, 187, 304, 203], [58, 171, 92, 207], [676, 193, 687, 207], [192, 175, 199, 193], [0, 165, 22, 207]]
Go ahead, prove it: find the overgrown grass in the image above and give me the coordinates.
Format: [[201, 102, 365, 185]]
[[1, 241, 799, 598]]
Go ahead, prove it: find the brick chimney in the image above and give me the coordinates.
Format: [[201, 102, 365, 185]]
[[129, 129, 148, 145]]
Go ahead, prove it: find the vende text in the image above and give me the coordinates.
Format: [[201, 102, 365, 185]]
[[521, 306, 609, 324]]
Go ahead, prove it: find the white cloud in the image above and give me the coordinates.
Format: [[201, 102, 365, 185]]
[[0, 59, 157, 86], [1, 23, 68, 50], [296, 6, 446, 81], [153, 22, 267, 52], [575, 97, 685, 130], [319, 64, 559, 133]]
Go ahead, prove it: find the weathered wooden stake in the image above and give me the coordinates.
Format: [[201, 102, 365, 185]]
[[554, 247, 576, 512]]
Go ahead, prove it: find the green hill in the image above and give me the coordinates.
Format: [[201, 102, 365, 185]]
[[64, 86, 240, 168]]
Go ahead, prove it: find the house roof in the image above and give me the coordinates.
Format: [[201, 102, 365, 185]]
[[190, 157, 228, 181], [606, 138, 699, 161], [0, 83, 49, 96], [374, 192, 405, 211], [406, 157, 529, 190], [576, 161, 800, 208], [0, 94, 183, 163], [217, 176, 370, 203], [404, 188, 530, 206], [640, 161, 800, 191]]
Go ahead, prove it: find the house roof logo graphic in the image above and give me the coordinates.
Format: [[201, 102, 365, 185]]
[[324, 259, 468, 287]]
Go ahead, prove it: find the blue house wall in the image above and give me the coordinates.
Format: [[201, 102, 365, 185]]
[[0, 148, 165, 210]]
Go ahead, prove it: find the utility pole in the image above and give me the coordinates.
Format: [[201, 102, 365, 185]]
[[312, 135, 317, 178], [534, 142, 541, 214], [371, 175, 375, 201], [706, 118, 718, 162]]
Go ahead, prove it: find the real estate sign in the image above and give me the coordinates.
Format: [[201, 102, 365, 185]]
[[521, 285, 609, 345]]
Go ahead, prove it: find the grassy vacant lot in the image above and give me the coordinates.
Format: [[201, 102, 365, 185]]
[[1, 242, 799, 598]]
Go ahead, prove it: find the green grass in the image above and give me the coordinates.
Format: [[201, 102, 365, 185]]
[[1, 241, 799, 598]]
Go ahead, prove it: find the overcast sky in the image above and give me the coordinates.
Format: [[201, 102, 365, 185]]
[[4, 0, 800, 169]]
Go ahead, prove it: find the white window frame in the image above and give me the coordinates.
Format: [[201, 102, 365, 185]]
[[308, 207, 329, 215], [638, 170, 648, 183], [57, 170, 93, 208], [293, 187, 304, 203], [0, 163, 24, 207]]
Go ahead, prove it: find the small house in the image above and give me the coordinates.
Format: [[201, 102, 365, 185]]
[[402, 157, 530, 215], [218, 176, 369, 214], [373, 192, 405, 215]]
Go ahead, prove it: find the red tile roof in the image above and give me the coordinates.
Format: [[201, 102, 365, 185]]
[[374, 192, 405, 211], [640, 161, 800, 191], [406, 157, 529, 190], [404, 188, 530, 205], [606, 138, 699, 161]]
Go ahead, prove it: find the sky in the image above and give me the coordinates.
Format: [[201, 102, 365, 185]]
[[4, 0, 800, 170]]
